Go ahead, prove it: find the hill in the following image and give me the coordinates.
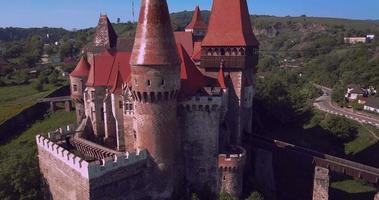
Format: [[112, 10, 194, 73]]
[[0, 27, 71, 43]]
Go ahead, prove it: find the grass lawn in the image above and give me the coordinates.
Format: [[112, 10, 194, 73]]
[[0, 110, 76, 199], [345, 125, 379, 156], [330, 178, 377, 200], [0, 82, 59, 124], [331, 179, 376, 194]]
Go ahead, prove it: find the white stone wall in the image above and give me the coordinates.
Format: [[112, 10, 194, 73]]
[[111, 94, 125, 151], [36, 135, 147, 180]]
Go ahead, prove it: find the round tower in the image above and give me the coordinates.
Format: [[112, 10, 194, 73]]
[[218, 145, 247, 198], [130, 0, 181, 197], [70, 56, 90, 124]]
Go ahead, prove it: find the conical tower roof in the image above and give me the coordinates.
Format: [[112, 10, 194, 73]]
[[186, 6, 208, 30], [130, 0, 180, 66], [93, 14, 118, 49], [70, 56, 90, 78], [202, 0, 259, 47]]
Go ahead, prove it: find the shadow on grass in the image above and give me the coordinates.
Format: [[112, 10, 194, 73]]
[[351, 141, 379, 168], [330, 174, 377, 200]]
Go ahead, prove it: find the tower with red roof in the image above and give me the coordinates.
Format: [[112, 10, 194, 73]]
[[130, 0, 182, 197], [185, 6, 208, 42], [201, 0, 259, 145], [70, 56, 90, 124]]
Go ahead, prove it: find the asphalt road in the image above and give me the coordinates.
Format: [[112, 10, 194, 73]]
[[313, 85, 379, 128]]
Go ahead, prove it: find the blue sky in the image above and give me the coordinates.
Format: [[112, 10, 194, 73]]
[[0, 0, 378, 29]]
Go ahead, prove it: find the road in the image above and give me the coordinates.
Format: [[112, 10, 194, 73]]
[[313, 84, 379, 130]]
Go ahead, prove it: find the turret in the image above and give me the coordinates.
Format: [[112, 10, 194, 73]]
[[130, 0, 181, 198], [70, 56, 90, 124], [185, 6, 208, 41], [218, 146, 246, 198], [93, 14, 118, 49], [87, 14, 119, 65]]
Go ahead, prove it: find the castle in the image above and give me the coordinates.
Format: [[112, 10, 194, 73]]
[[36, 0, 259, 199]]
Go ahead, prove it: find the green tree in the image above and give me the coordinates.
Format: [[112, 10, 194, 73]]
[[191, 193, 200, 200], [48, 70, 60, 85], [32, 80, 44, 92], [219, 192, 235, 200], [13, 70, 29, 85], [322, 116, 358, 141], [332, 84, 346, 107], [352, 102, 363, 111], [59, 41, 73, 60], [246, 191, 264, 200]]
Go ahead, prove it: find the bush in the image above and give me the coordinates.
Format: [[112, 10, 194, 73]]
[[13, 70, 29, 85], [191, 193, 200, 200], [48, 70, 59, 85], [352, 102, 363, 111], [322, 116, 358, 141], [219, 192, 235, 200], [0, 78, 5, 86], [246, 191, 264, 200], [332, 84, 347, 107], [32, 80, 44, 92]]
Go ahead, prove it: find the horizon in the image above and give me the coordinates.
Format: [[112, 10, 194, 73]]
[[0, 0, 379, 30]]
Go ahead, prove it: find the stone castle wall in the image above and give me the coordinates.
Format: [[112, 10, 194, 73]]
[[37, 134, 150, 200], [179, 96, 223, 194], [84, 87, 106, 138], [218, 146, 246, 198]]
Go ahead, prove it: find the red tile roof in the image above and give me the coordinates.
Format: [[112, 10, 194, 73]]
[[93, 14, 118, 49], [131, 0, 180, 66], [87, 50, 131, 87], [202, 0, 259, 47], [174, 32, 194, 56], [177, 44, 205, 96], [70, 57, 90, 78], [217, 64, 227, 89], [192, 41, 202, 60], [110, 70, 124, 95], [185, 6, 208, 30]]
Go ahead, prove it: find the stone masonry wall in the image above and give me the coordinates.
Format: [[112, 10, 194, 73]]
[[218, 146, 246, 198], [179, 96, 222, 194], [312, 166, 330, 200], [38, 145, 90, 200], [84, 87, 106, 139]]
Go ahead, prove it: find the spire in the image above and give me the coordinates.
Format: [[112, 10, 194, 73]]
[[93, 14, 118, 49], [185, 6, 207, 31], [70, 56, 90, 78], [202, 0, 259, 47], [217, 60, 227, 89], [130, 0, 180, 66]]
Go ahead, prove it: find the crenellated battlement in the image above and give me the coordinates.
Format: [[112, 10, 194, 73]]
[[180, 95, 223, 112], [132, 90, 179, 103], [218, 146, 246, 173], [47, 124, 77, 142], [36, 135, 148, 180]]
